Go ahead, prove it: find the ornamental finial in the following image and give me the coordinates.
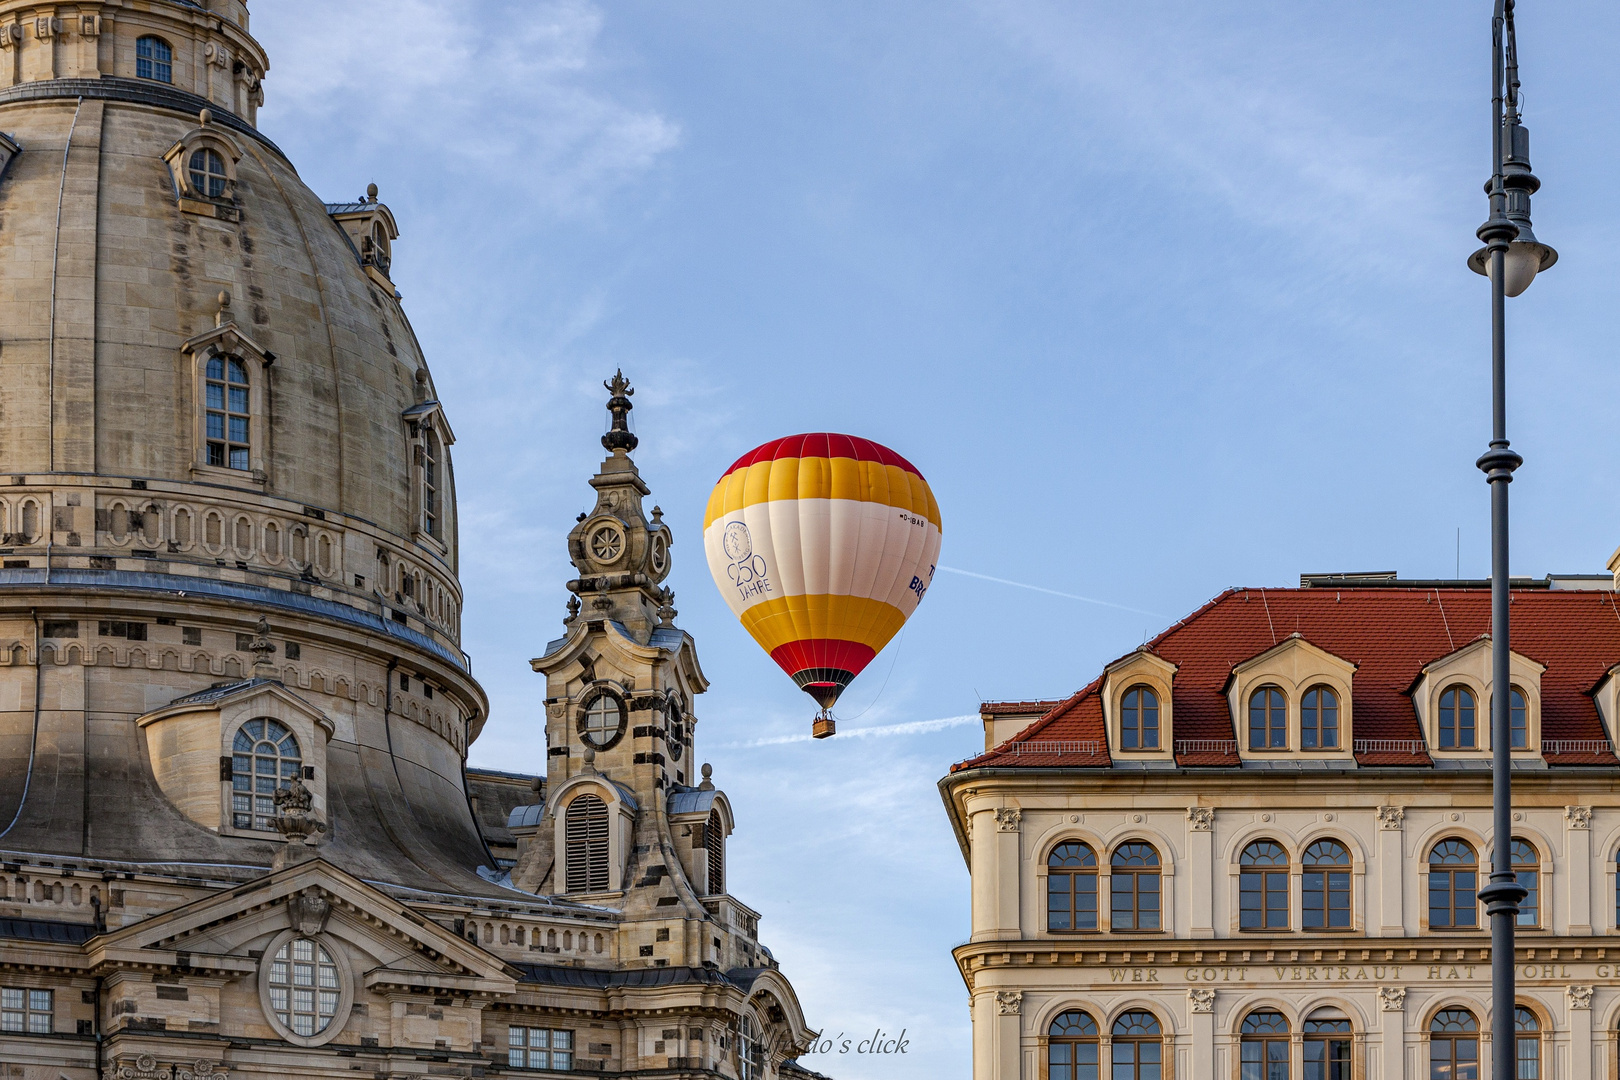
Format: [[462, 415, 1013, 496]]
[[601, 369, 638, 453]]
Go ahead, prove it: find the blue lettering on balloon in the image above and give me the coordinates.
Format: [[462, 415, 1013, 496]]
[[728, 554, 774, 602]]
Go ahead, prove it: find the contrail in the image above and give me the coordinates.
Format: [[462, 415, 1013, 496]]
[[721, 713, 981, 749], [938, 565, 1169, 619]]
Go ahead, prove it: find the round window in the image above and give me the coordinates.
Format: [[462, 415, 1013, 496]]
[[588, 524, 624, 563], [257, 930, 353, 1048], [579, 690, 627, 749], [650, 532, 670, 576]]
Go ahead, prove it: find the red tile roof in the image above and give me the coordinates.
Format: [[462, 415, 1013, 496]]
[[979, 699, 1069, 716], [952, 586, 1620, 772]]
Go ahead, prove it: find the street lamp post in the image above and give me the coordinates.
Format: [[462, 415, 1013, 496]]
[[1468, 2, 1555, 1076]]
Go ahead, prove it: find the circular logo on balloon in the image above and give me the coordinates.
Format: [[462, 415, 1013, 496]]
[[722, 521, 753, 562]]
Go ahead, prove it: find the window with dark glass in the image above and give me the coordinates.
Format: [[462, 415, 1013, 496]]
[[1249, 686, 1286, 749], [1429, 1008, 1478, 1080], [1301, 686, 1339, 749], [1047, 842, 1098, 932], [1047, 1010, 1099, 1080], [1303, 1010, 1352, 1080], [422, 429, 441, 539], [205, 355, 250, 470], [1515, 1006, 1539, 1080], [1241, 1010, 1289, 1080], [1121, 686, 1159, 750], [188, 148, 228, 199], [231, 718, 301, 831], [1303, 839, 1352, 929], [1512, 839, 1539, 928], [1429, 840, 1478, 929], [136, 36, 172, 83], [1240, 841, 1289, 930], [1111, 1011, 1161, 1080], [1110, 842, 1161, 931], [1439, 685, 1477, 749], [1510, 686, 1528, 749]]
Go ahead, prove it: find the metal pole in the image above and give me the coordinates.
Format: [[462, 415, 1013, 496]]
[[1475, 3, 1527, 1076]]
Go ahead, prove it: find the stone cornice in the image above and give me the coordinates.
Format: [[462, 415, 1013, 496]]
[[0, 78, 283, 156]]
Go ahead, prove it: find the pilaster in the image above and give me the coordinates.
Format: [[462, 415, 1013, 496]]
[[1567, 805, 1593, 935], [1378, 986, 1406, 1080], [1187, 806, 1214, 936], [1378, 806, 1405, 934]]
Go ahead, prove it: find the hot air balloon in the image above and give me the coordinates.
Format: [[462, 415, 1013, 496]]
[[704, 434, 942, 738]]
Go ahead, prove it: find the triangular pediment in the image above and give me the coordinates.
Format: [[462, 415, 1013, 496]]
[[138, 678, 334, 736], [87, 859, 517, 991]]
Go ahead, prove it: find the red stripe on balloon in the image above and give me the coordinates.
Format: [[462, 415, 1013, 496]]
[[768, 639, 878, 681], [721, 433, 924, 480]]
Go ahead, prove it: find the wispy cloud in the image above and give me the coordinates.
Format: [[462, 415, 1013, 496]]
[[719, 713, 979, 748], [938, 565, 1168, 618]]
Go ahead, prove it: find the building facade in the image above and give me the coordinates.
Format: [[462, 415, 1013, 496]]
[[0, 2, 816, 1076], [942, 575, 1620, 1079]]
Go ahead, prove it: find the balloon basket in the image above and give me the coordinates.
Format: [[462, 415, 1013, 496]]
[[812, 714, 836, 739]]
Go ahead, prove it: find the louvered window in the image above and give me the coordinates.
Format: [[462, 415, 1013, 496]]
[[564, 794, 609, 892], [705, 808, 726, 897]]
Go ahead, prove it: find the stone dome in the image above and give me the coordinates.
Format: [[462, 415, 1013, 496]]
[[0, 0, 493, 893]]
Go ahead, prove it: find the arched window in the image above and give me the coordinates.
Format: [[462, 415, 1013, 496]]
[[1301, 686, 1339, 749], [422, 429, 441, 539], [1047, 1010, 1098, 1080], [1110, 842, 1161, 931], [1110, 1011, 1162, 1080], [1240, 1010, 1289, 1079], [738, 1013, 765, 1080], [1302, 839, 1352, 929], [188, 148, 228, 199], [369, 222, 392, 273], [1509, 686, 1528, 749], [579, 690, 626, 749], [1429, 840, 1478, 929], [1512, 839, 1539, 927], [1439, 685, 1477, 749], [1047, 842, 1098, 931], [136, 36, 172, 83], [1515, 1006, 1539, 1079], [267, 937, 340, 1037], [563, 794, 609, 892], [1249, 686, 1286, 750], [704, 808, 725, 896], [1428, 1008, 1478, 1080], [1121, 686, 1159, 750], [205, 355, 251, 470], [231, 718, 301, 831], [1240, 841, 1289, 930], [1303, 1008, 1352, 1079]]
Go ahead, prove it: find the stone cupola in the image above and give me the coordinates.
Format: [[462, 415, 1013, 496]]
[[564, 372, 675, 644]]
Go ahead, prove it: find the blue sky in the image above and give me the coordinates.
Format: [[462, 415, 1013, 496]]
[[258, 3, 1620, 1076]]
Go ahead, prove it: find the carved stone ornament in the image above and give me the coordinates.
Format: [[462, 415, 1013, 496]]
[[1565, 805, 1593, 830], [1376, 805, 1405, 831], [1187, 807, 1214, 831], [1378, 986, 1406, 1012], [995, 990, 1023, 1015], [107, 1058, 227, 1080], [287, 887, 332, 935], [1568, 984, 1594, 1011], [547, 701, 568, 721], [272, 776, 326, 845], [0, 24, 20, 48], [993, 807, 1022, 832], [1188, 988, 1216, 1013]]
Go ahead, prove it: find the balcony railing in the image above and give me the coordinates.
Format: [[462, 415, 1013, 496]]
[[1004, 740, 1100, 757], [1353, 739, 1426, 755], [1543, 739, 1615, 755], [1174, 740, 1237, 755]]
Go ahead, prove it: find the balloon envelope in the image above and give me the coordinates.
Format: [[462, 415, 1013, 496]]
[[704, 434, 942, 711]]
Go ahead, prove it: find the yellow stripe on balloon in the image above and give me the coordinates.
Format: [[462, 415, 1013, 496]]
[[703, 457, 940, 529], [738, 594, 908, 655]]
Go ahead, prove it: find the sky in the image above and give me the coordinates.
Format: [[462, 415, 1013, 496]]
[[256, 3, 1620, 1076]]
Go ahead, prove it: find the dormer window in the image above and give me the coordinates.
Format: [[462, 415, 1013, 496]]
[[366, 222, 391, 274], [1248, 686, 1286, 750], [1509, 686, 1528, 748], [1120, 686, 1159, 750], [137, 36, 172, 83], [190, 149, 228, 199], [206, 355, 251, 470], [422, 428, 441, 539], [1439, 685, 1478, 749]]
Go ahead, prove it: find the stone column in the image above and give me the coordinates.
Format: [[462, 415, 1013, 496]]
[[1378, 986, 1406, 1080], [1187, 808, 1214, 936], [970, 805, 1023, 941], [1188, 990, 1215, 1078], [973, 989, 1021, 1080], [1566, 806, 1593, 935], [1568, 984, 1594, 1080], [1377, 806, 1405, 934]]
